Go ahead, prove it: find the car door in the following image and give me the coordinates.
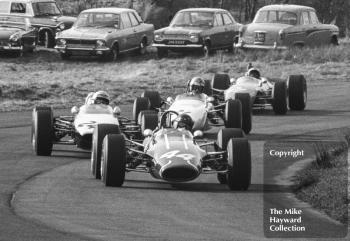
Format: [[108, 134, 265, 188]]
[[119, 12, 137, 51], [210, 13, 225, 49], [128, 11, 143, 47], [222, 12, 238, 47], [285, 11, 308, 47], [308, 10, 330, 45]]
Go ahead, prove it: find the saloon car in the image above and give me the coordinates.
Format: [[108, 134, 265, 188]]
[[153, 8, 241, 58], [235, 4, 339, 50], [0, 14, 36, 56], [98, 110, 251, 191], [211, 71, 307, 116], [0, 0, 76, 48], [132, 88, 252, 134], [55, 8, 154, 61]]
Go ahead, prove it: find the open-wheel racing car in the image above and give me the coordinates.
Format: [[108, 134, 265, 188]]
[[132, 81, 252, 134], [210, 68, 307, 116], [97, 110, 252, 190]]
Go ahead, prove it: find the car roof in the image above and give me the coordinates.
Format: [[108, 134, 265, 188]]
[[258, 4, 315, 12], [179, 8, 228, 13], [81, 8, 135, 14]]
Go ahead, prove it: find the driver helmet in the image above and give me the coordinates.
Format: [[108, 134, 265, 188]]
[[173, 114, 194, 131], [189, 77, 205, 94], [247, 68, 261, 79], [92, 91, 110, 105]]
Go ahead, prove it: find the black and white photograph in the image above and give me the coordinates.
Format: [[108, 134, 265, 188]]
[[0, 0, 349, 240]]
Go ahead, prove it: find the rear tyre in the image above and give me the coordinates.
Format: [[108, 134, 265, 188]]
[[91, 124, 120, 179], [226, 138, 251, 191], [224, 99, 242, 129], [141, 112, 158, 133], [32, 107, 53, 156], [101, 134, 126, 187], [141, 91, 162, 109], [133, 97, 150, 124], [43, 31, 55, 48], [288, 75, 307, 111], [202, 41, 212, 57], [212, 73, 230, 91], [235, 93, 252, 134], [216, 128, 245, 150], [157, 48, 168, 58], [139, 39, 147, 55], [272, 81, 287, 115]]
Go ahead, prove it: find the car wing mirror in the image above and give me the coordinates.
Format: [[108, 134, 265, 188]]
[[71, 106, 79, 115]]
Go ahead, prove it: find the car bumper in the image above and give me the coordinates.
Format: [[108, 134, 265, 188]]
[[0, 45, 23, 51], [55, 45, 110, 52], [235, 42, 287, 50], [153, 43, 203, 48]]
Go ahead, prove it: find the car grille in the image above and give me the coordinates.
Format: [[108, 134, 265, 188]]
[[0, 40, 9, 46], [66, 39, 97, 48], [163, 34, 189, 40]]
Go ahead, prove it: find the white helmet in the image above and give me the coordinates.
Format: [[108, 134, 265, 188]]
[[246, 68, 261, 79], [189, 77, 205, 94], [92, 91, 110, 105]]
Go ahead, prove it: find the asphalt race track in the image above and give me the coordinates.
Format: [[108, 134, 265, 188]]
[[1, 78, 350, 241]]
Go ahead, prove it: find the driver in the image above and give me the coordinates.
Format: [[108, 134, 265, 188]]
[[85, 90, 110, 105], [173, 114, 194, 131], [188, 77, 206, 96], [246, 63, 261, 79]]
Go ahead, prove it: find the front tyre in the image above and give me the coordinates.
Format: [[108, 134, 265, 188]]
[[101, 134, 126, 187], [235, 93, 252, 134], [212, 73, 230, 91], [288, 75, 307, 111], [91, 124, 120, 179], [32, 107, 53, 156], [224, 99, 242, 129], [226, 138, 251, 191], [104, 45, 118, 62], [133, 97, 150, 124], [272, 81, 288, 115]]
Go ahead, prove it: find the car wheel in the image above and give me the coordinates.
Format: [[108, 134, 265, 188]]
[[217, 173, 227, 184], [91, 124, 120, 179], [157, 48, 168, 59], [139, 39, 147, 55], [141, 91, 162, 109], [226, 138, 251, 191], [133, 97, 150, 124], [224, 99, 242, 129], [105, 45, 118, 62], [141, 112, 158, 133], [60, 52, 71, 60], [212, 73, 230, 91], [235, 93, 252, 134], [13, 50, 23, 58], [43, 31, 55, 48], [288, 75, 307, 111], [202, 41, 212, 57], [272, 81, 288, 115], [216, 128, 245, 150], [32, 107, 53, 156], [101, 134, 126, 187]]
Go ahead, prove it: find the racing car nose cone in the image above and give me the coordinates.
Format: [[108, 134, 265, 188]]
[[161, 164, 199, 182]]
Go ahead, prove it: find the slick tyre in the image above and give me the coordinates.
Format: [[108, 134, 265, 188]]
[[91, 124, 120, 179], [141, 112, 158, 133], [141, 91, 162, 109], [216, 128, 245, 150], [235, 93, 252, 134], [101, 134, 126, 187], [133, 97, 150, 124], [288, 75, 307, 111], [212, 73, 230, 91], [226, 138, 251, 191], [224, 99, 242, 128], [272, 81, 288, 115], [32, 107, 53, 156]]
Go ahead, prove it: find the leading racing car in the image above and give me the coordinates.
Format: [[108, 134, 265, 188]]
[[98, 110, 252, 190], [211, 66, 307, 116]]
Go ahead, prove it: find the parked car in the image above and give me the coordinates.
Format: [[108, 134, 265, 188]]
[[235, 4, 339, 50], [0, 14, 37, 56], [0, 0, 76, 48], [153, 8, 242, 58], [55, 8, 154, 61]]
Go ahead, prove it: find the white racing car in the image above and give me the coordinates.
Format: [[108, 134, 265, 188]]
[[211, 70, 307, 116]]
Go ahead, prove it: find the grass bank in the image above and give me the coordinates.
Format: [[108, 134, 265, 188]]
[[0, 44, 349, 112], [293, 134, 350, 224]]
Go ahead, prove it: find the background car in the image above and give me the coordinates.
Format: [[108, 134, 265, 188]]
[[0, 0, 76, 48], [0, 14, 37, 56], [236, 4, 339, 50], [153, 8, 242, 58], [55, 8, 154, 61]]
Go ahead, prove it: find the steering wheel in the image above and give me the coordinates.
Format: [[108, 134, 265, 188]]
[[160, 110, 179, 128]]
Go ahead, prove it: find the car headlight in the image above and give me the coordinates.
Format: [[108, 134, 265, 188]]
[[58, 23, 65, 30], [9, 33, 20, 42], [154, 33, 163, 42], [58, 38, 66, 45], [96, 40, 106, 48], [189, 34, 199, 43]]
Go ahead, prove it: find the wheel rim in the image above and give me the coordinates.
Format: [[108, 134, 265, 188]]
[[303, 90, 307, 106], [140, 42, 146, 54], [90, 148, 95, 174], [100, 147, 105, 180], [44, 32, 49, 48], [32, 132, 36, 152], [203, 45, 209, 57], [111, 48, 118, 61]]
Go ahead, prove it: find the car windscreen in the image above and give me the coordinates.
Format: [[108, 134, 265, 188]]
[[32, 2, 61, 16], [75, 12, 120, 28], [170, 11, 214, 27], [79, 105, 113, 115], [0, 2, 9, 14], [254, 10, 297, 25], [0, 15, 26, 29]]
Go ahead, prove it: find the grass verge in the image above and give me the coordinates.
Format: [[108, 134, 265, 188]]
[[292, 135, 350, 224]]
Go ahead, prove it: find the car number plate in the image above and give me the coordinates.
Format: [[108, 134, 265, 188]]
[[255, 32, 266, 42], [168, 40, 185, 45]]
